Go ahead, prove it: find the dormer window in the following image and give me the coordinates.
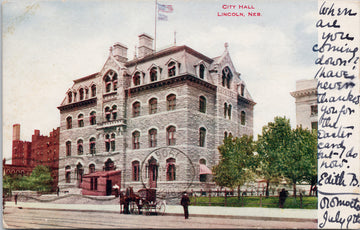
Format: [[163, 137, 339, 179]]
[[68, 92, 73, 103], [168, 62, 176, 77], [199, 64, 205, 79], [91, 85, 96, 97], [104, 70, 118, 93], [113, 75, 118, 91], [240, 84, 245, 96], [150, 67, 158, 82], [105, 76, 111, 93], [133, 72, 141, 86], [79, 88, 84, 100], [222, 66, 232, 89]]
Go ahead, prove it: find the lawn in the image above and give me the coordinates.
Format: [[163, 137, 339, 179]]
[[190, 195, 317, 209]]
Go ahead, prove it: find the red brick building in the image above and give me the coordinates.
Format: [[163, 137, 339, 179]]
[[3, 124, 60, 191]]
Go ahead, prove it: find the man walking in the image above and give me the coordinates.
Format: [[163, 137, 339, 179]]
[[180, 192, 190, 219]]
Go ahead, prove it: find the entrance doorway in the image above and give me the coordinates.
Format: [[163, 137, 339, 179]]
[[106, 179, 112, 196]]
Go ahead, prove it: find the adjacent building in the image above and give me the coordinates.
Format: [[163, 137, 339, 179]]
[[290, 79, 318, 130], [57, 34, 255, 195], [3, 124, 60, 191]]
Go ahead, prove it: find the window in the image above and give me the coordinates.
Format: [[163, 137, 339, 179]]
[[311, 105, 318, 116], [105, 75, 111, 93], [90, 137, 96, 155], [113, 74, 118, 91], [199, 64, 205, 79], [68, 92, 72, 103], [166, 158, 176, 181], [133, 131, 140, 149], [228, 104, 232, 120], [168, 62, 176, 77], [312, 122, 318, 131], [76, 163, 83, 182], [224, 103, 227, 118], [199, 159, 207, 182], [105, 134, 110, 152], [90, 111, 96, 125], [91, 85, 96, 97], [66, 117, 72, 129], [133, 72, 141, 86], [241, 111, 246, 125], [66, 141, 71, 156], [65, 166, 71, 183], [105, 107, 111, 121], [79, 88, 84, 100], [240, 84, 245, 96], [112, 105, 118, 120], [149, 98, 157, 114], [150, 67, 158, 82], [78, 114, 84, 127], [132, 161, 140, 181], [85, 88, 89, 99], [77, 139, 83, 155], [149, 129, 157, 148], [199, 127, 206, 147], [167, 94, 176, 111], [111, 133, 116, 151], [222, 67, 232, 89], [167, 126, 176, 146], [224, 131, 228, 139], [133, 102, 140, 117], [74, 92, 77, 102], [104, 158, 115, 171], [89, 164, 95, 173], [199, 96, 206, 113]]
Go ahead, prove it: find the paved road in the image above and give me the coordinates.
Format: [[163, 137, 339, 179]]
[[3, 207, 317, 229]]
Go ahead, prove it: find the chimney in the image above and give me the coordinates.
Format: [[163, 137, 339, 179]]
[[138, 33, 154, 58], [13, 124, 20, 141], [112, 42, 128, 63]]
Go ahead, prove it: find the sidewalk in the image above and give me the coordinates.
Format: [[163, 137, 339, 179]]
[[4, 201, 317, 222]]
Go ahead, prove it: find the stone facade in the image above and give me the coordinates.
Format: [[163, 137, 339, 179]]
[[57, 34, 255, 194], [290, 79, 318, 130]]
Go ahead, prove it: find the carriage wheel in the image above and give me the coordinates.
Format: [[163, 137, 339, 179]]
[[129, 201, 139, 215], [156, 200, 166, 216], [142, 202, 151, 216]]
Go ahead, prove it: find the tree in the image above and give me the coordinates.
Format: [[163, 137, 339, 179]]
[[212, 135, 256, 192], [27, 165, 53, 192], [256, 117, 291, 197]]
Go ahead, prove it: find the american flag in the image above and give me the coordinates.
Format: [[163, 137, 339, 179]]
[[158, 13, 168, 21], [157, 3, 173, 13]]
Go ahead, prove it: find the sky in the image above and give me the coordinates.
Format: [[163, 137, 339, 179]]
[[1, 0, 318, 161]]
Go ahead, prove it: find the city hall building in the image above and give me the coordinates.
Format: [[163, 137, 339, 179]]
[[57, 34, 255, 195]]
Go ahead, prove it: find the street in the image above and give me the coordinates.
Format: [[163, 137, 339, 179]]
[[3, 206, 317, 229]]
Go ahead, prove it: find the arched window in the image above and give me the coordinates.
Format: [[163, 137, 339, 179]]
[[149, 129, 157, 148], [105, 134, 110, 152], [66, 117, 72, 129], [150, 67, 158, 82], [76, 163, 83, 182], [77, 139, 83, 155], [222, 67, 232, 89], [111, 133, 116, 151], [105, 75, 111, 93], [241, 111, 246, 125], [199, 127, 206, 147], [240, 84, 245, 96], [112, 105, 118, 120], [168, 61, 176, 77], [65, 166, 71, 183], [133, 102, 140, 117], [66, 141, 71, 156], [105, 107, 111, 121], [167, 94, 176, 111], [199, 159, 206, 165], [199, 96, 206, 113], [224, 131, 228, 139], [78, 114, 84, 127], [68, 92, 73, 103], [132, 131, 140, 149], [89, 137, 96, 155], [167, 126, 176, 146], [224, 103, 227, 118], [228, 104, 232, 120], [113, 74, 118, 91], [85, 88, 89, 99], [166, 158, 176, 181], [199, 64, 205, 79], [90, 111, 96, 125], [89, 164, 95, 173], [149, 98, 157, 114], [104, 158, 115, 171], [79, 88, 84, 100], [91, 85, 96, 97], [133, 72, 141, 86], [132, 161, 140, 181]]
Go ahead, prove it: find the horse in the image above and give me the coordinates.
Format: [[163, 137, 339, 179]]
[[119, 187, 143, 214]]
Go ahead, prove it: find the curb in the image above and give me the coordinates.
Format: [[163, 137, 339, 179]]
[[12, 206, 317, 223]]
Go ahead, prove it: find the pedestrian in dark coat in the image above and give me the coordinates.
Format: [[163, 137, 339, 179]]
[[180, 192, 190, 219], [279, 188, 288, 208], [14, 194, 18, 205], [56, 187, 60, 196]]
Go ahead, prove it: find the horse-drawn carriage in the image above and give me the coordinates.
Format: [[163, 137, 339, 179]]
[[120, 187, 166, 215]]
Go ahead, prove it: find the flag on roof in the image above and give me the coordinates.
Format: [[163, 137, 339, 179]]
[[158, 13, 168, 21], [157, 3, 173, 13]]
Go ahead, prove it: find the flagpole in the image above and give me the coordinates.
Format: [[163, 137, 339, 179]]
[[154, 0, 157, 52]]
